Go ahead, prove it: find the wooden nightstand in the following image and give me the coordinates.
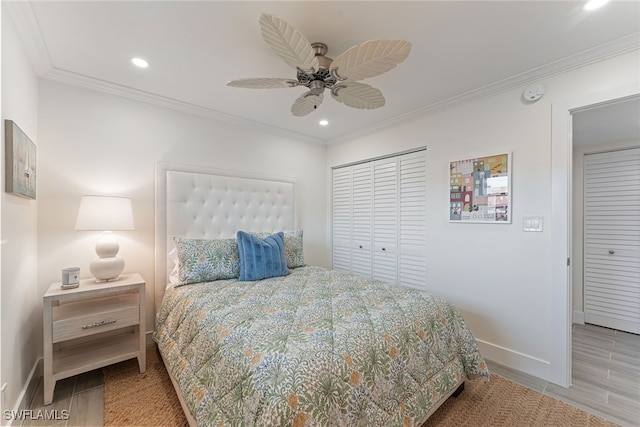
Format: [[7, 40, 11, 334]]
[[43, 273, 146, 405]]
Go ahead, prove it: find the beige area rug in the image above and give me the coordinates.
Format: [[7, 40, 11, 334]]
[[104, 346, 189, 427], [421, 374, 616, 427], [104, 345, 616, 427]]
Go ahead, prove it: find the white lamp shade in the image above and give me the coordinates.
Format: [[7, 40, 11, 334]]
[[75, 196, 134, 231], [75, 195, 134, 281]]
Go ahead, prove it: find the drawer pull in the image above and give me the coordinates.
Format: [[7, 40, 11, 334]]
[[82, 319, 117, 330]]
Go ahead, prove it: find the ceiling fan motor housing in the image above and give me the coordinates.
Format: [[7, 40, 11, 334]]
[[297, 42, 337, 92]]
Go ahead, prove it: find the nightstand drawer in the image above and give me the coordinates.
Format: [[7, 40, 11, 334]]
[[52, 306, 140, 342]]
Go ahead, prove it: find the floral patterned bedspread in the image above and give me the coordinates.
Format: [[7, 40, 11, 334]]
[[154, 266, 489, 426]]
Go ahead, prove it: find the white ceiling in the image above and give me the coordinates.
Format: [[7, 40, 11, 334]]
[[7, 1, 640, 145]]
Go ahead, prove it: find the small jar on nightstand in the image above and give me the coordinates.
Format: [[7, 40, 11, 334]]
[[42, 273, 146, 405]]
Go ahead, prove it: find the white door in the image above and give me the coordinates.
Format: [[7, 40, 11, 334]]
[[351, 162, 373, 278], [332, 167, 352, 272], [373, 157, 398, 283], [583, 147, 640, 334], [399, 151, 428, 290]]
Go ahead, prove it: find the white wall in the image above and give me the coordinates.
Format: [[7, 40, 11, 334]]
[[572, 138, 640, 320], [326, 50, 640, 382], [37, 80, 328, 337], [1, 6, 40, 414]]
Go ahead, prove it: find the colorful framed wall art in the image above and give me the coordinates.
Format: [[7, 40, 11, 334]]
[[449, 152, 511, 223], [5, 120, 36, 199]]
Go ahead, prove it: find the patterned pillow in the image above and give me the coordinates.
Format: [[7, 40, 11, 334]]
[[283, 230, 305, 269], [173, 237, 239, 286], [252, 230, 305, 269], [237, 231, 290, 281]]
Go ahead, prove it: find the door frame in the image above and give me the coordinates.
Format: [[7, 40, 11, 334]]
[[550, 82, 639, 387]]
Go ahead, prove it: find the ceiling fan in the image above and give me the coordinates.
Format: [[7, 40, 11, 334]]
[[227, 13, 412, 117]]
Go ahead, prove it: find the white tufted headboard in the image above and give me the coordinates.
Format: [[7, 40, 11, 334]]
[[154, 162, 297, 315]]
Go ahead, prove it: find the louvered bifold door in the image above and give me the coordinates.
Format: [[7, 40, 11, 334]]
[[332, 167, 352, 272], [373, 157, 398, 283], [351, 163, 374, 278], [583, 147, 640, 334], [399, 151, 427, 290]]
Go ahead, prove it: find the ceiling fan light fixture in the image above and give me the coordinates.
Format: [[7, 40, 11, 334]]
[[228, 13, 411, 117], [131, 57, 149, 68], [309, 80, 325, 95]]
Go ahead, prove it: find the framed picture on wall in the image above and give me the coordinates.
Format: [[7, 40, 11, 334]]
[[449, 152, 511, 223], [5, 120, 36, 199]]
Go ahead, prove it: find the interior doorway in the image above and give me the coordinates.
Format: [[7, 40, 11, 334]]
[[550, 83, 639, 387], [572, 98, 640, 335]]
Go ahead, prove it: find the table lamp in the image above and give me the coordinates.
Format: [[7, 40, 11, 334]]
[[75, 195, 134, 281]]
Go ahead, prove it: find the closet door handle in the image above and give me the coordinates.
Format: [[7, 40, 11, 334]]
[[608, 250, 615, 255], [359, 245, 363, 249], [382, 247, 386, 251]]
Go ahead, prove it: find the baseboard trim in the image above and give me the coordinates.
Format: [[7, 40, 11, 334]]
[[5, 358, 43, 426], [145, 330, 154, 346], [573, 311, 585, 324], [476, 339, 551, 382]]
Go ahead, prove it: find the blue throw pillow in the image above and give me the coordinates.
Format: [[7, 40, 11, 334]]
[[237, 231, 290, 281]]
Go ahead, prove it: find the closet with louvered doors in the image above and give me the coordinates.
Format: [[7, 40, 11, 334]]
[[583, 147, 640, 334], [331, 149, 427, 289]]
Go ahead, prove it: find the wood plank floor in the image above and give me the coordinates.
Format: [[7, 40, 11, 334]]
[[23, 323, 639, 426]]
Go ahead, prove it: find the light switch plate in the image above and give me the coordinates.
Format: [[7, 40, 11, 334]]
[[523, 216, 543, 232]]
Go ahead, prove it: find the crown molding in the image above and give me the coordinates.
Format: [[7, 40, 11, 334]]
[[44, 30, 637, 148], [5, 0, 324, 145], [326, 32, 640, 145], [4, 0, 53, 75], [8, 0, 638, 147], [42, 68, 326, 145]]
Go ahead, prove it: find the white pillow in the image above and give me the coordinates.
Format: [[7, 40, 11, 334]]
[[167, 247, 179, 288]]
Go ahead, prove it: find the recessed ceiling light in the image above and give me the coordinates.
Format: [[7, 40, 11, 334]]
[[131, 57, 149, 68], [584, 0, 610, 11], [319, 119, 329, 126]]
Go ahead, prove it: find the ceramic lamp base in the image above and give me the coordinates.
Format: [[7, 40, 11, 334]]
[[90, 256, 125, 281], [91, 232, 125, 281]]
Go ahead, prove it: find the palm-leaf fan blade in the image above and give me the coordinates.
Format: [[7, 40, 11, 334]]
[[227, 78, 299, 89], [330, 39, 411, 81], [291, 92, 324, 116], [259, 13, 319, 73], [331, 82, 385, 109]]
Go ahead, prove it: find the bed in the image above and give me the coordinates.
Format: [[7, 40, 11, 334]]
[[153, 163, 489, 426]]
